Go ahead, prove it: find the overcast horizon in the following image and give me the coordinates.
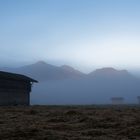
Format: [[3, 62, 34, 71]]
[[1, 0, 140, 73]]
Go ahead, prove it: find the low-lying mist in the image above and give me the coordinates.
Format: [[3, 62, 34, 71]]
[[1, 61, 140, 105]]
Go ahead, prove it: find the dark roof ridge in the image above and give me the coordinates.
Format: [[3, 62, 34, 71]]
[[0, 71, 38, 83]]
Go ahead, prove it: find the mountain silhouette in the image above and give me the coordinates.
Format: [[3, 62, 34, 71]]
[[88, 67, 134, 80], [1, 61, 85, 81], [1, 61, 140, 104]]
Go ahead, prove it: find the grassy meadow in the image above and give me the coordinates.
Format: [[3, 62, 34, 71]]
[[0, 105, 140, 140]]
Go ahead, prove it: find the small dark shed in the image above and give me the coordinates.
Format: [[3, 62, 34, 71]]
[[137, 96, 140, 104], [111, 97, 124, 105], [0, 71, 38, 106]]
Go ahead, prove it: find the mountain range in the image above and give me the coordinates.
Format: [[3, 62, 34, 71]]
[[1, 61, 140, 105], [0, 61, 135, 81], [1, 61, 84, 81]]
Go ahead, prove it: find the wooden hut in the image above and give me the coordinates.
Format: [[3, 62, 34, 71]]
[[0, 71, 38, 106], [137, 96, 140, 104], [111, 97, 124, 105]]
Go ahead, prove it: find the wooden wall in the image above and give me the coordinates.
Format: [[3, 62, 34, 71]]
[[0, 91, 29, 105], [0, 79, 31, 105], [0, 79, 31, 91]]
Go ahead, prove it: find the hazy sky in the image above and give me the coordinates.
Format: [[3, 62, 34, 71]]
[[0, 0, 140, 72]]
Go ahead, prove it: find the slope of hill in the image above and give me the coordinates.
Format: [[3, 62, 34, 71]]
[[0, 61, 85, 81], [61, 65, 84, 76]]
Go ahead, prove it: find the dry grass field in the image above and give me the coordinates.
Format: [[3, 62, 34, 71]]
[[0, 105, 140, 140]]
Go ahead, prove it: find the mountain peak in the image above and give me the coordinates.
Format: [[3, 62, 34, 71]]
[[96, 67, 117, 72], [89, 67, 130, 78], [61, 65, 75, 72], [35, 61, 47, 65], [61, 65, 85, 76], [95, 67, 128, 73]]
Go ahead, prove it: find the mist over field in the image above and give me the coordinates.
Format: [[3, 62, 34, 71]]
[[1, 61, 140, 105]]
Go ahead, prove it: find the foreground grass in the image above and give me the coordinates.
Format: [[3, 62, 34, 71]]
[[0, 105, 140, 140]]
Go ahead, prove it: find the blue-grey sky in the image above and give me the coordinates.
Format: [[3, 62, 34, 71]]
[[0, 0, 140, 72]]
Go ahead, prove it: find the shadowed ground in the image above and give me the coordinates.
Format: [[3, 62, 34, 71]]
[[0, 105, 140, 140]]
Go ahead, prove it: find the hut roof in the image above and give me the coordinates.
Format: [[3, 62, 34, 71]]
[[0, 71, 38, 82]]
